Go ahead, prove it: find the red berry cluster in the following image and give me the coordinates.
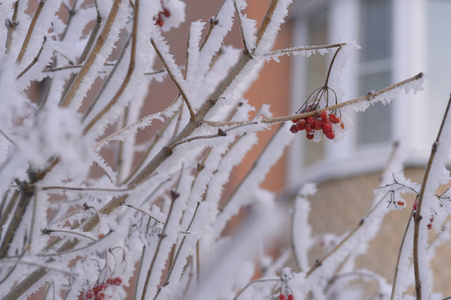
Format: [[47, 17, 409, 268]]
[[427, 216, 434, 230], [412, 202, 435, 230], [279, 294, 294, 300], [154, 6, 171, 27], [289, 110, 343, 140], [85, 277, 122, 300]]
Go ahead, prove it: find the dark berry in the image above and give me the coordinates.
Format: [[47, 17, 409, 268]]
[[427, 223, 432, 230], [96, 292, 106, 300], [162, 7, 171, 17], [155, 16, 164, 26], [413, 202, 418, 211], [306, 132, 314, 140], [296, 119, 306, 131], [85, 289, 94, 299], [290, 124, 298, 133], [113, 277, 122, 286]]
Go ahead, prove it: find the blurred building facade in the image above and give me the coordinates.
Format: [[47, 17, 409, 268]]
[[283, 0, 451, 295]]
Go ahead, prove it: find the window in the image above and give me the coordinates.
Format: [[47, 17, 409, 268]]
[[357, 0, 392, 146]]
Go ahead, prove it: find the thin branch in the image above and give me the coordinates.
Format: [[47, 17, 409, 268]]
[[16, 0, 46, 63], [168, 123, 256, 151], [262, 43, 346, 59], [413, 96, 451, 300], [123, 204, 163, 224], [233, 278, 280, 300], [41, 185, 132, 193], [0, 129, 16, 145], [42, 228, 97, 242], [5, 0, 20, 54], [324, 46, 342, 87], [1, 259, 79, 276], [93, 97, 178, 149], [150, 38, 196, 120], [60, 0, 122, 108], [16, 36, 47, 79], [390, 208, 415, 300], [82, 0, 138, 134], [45, 62, 116, 72], [140, 181, 179, 299], [206, 73, 424, 127], [233, 0, 250, 53]]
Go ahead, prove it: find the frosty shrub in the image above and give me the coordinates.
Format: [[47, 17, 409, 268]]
[[0, 0, 446, 299]]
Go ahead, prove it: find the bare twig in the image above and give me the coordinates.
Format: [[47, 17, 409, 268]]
[[413, 96, 451, 300], [233, 278, 280, 300], [82, 0, 137, 134], [60, 0, 122, 108], [16, 0, 46, 63], [5, 0, 20, 54], [151, 38, 196, 120], [16, 36, 47, 79], [233, 0, 251, 53], [140, 178, 180, 299], [262, 43, 346, 59], [206, 73, 424, 127], [390, 208, 415, 300]]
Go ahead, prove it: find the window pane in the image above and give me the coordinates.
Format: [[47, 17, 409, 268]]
[[361, 0, 392, 62], [357, 72, 392, 145], [427, 0, 451, 133]]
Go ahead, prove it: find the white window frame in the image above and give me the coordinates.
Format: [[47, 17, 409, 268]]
[[288, 0, 428, 187]]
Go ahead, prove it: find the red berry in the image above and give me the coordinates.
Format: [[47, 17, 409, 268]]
[[413, 202, 418, 211], [113, 277, 122, 286], [85, 289, 94, 299], [397, 201, 405, 206], [306, 132, 314, 140], [93, 284, 106, 295], [427, 223, 432, 230], [96, 292, 106, 300], [288, 295, 294, 300], [306, 116, 315, 125], [322, 122, 333, 132], [320, 110, 328, 120], [162, 7, 171, 17], [314, 119, 322, 130], [289, 124, 298, 133], [155, 16, 164, 26], [325, 131, 335, 140], [296, 119, 306, 131], [279, 295, 287, 300], [340, 123, 345, 130], [305, 124, 312, 133], [291, 118, 299, 123], [329, 114, 340, 124]]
